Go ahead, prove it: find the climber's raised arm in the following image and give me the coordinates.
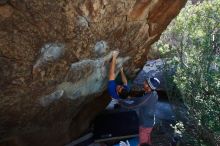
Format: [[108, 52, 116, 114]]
[[120, 67, 128, 85], [109, 51, 119, 80]]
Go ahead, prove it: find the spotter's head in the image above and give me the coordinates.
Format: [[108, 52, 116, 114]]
[[144, 77, 160, 92]]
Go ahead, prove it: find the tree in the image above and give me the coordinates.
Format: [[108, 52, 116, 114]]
[[154, 0, 220, 145]]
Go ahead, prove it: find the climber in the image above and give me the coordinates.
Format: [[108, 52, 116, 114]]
[[138, 77, 160, 146], [117, 77, 160, 146], [108, 51, 130, 99]]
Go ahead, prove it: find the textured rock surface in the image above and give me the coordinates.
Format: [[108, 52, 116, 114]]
[[0, 0, 186, 145]]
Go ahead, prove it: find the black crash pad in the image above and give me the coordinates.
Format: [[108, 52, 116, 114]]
[[93, 110, 139, 142]]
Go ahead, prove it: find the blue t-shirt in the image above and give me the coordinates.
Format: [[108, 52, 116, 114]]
[[108, 80, 129, 99]]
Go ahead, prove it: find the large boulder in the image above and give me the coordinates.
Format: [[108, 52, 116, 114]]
[[0, 0, 186, 145]]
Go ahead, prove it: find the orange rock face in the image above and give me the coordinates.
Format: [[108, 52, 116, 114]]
[[0, 0, 186, 145]]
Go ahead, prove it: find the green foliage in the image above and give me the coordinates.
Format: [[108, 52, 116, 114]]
[[155, 0, 220, 144]]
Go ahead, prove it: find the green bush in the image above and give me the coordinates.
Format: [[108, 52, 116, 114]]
[[154, 0, 220, 144]]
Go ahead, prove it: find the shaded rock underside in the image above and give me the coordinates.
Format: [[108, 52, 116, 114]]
[[0, 0, 186, 145]]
